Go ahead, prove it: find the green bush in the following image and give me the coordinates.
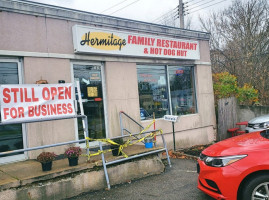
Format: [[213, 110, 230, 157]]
[[213, 72, 258, 105]]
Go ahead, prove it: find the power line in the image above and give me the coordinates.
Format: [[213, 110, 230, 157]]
[[185, 0, 209, 8], [155, 11, 178, 26], [108, 0, 141, 15], [185, 0, 228, 15], [101, 0, 129, 14], [185, 0, 201, 3], [151, 7, 178, 23], [153, 9, 178, 23], [187, 0, 218, 12]]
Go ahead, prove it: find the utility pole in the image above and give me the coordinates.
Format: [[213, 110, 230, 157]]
[[178, 0, 184, 28]]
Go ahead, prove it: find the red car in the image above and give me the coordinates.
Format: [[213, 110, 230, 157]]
[[197, 130, 269, 200]]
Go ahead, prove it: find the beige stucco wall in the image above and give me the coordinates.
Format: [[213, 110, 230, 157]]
[[0, 12, 74, 54], [105, 62, 141, 138], [23, 57, 75, 158]]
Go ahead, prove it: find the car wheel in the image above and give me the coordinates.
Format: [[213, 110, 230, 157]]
[[241, 174, 269, 200]]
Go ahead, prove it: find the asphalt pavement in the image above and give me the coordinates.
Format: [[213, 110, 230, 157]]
[[68, 158, 214, 200]]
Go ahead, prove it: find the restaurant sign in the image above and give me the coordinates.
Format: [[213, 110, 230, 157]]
[[72, 25, 200, 60]]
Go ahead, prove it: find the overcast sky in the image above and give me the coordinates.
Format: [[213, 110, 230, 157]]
[[28, 0, 234, 30]]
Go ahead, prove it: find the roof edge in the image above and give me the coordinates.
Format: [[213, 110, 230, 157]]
[[0, 0, 210, 40]]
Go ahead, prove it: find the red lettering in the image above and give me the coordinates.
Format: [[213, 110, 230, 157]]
[[58, 87, 64, 100], [50, 104, 57, 115], [34, 105, 41, 117], [190, 43, 194, 50], [31, 88, 39, 102], [182, 42, 186, 49], [46, 104, 51, 115], [3, 108, 9, 119], [42, 87, 50, 100], [24, 88, 31, 102], [65, 87, 71, 99], [62, 103, 67, 114], [20, 88, 23, 102], [51, 87, 57, 100], [128, 35, 132, 44], [193, 43, 197, 50], [41, 105, 47, 116], [10, 107, 17, 119], [28, 106, 34, 117], [186, 43, 190, 49], [157, 39, 161, 47], [11, 88, 19, 103], [18, 107, 24, 118], [3, 88, 11, 103], [57, 104, 62, 114], [67, 103, 73, 114]]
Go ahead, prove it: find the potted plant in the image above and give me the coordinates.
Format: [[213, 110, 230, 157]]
[[36, 152, 57, 171], [111, 138, 125, 156], [64, 146, 82, 166]]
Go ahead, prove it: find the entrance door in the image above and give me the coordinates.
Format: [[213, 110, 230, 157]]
[[0, 59, 26, 163], [73, 63, 106, 142]]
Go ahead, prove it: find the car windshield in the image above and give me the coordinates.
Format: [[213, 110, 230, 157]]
[[260, 130, 269, 139]]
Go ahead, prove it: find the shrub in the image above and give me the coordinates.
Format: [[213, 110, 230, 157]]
[[213, 72, 259, 105], [237, 83, 259, 105]]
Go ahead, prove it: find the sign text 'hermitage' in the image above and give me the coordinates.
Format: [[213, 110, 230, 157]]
[[72, 25, 200, 60]]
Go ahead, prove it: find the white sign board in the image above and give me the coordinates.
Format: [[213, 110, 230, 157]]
[[0, 84, 75, 123], [164, 115, 179, 123], [72, 25, 200, 60]]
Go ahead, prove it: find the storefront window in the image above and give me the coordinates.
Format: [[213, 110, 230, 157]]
[[169, 66, 196, 115], [137, 65, 169, 120], [137, 65, 196, 120], [0, 62, 23, 157]]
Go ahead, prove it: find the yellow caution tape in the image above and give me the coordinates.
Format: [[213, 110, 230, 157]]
[[81, 119, 163, 160]]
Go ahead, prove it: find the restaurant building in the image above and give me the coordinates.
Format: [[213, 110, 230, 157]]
[[0, 0, 216, 164]]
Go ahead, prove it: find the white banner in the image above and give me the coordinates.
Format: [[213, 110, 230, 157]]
[[72, 25, 200, 60], [0, 84, 75, 123]]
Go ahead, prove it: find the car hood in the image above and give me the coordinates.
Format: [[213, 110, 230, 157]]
[[202, 132, 269, 157], [249, 114, 269, 124]]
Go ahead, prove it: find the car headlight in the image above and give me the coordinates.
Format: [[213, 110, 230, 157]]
[[203, 155, 247, 167], [253, 121, 269, 129]]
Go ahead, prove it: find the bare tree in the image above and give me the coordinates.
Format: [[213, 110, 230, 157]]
[[200, 0, 269, 104]]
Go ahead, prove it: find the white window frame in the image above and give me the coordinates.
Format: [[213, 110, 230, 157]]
[[0, 58, 27, 164]]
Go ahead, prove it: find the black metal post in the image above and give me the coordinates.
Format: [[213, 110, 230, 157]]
[[172, 122, 176, 151]]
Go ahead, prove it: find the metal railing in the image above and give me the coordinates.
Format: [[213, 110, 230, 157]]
[[100, 129, 172, 190], [0, 115, 89, 157], [119, 110, 144, 136]]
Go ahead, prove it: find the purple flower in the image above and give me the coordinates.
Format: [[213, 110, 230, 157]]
[[64, 147, 82, 158]]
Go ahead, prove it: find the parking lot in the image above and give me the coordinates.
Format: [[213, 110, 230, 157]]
[[69, 158, 214, 200]]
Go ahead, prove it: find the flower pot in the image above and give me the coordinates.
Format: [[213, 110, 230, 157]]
[[111, 145, 122, 156], [68, 157, 78, 166], [41, 162, 52, 171]]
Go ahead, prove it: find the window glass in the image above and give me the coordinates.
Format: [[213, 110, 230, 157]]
[[169, 66, 196, 115], [0, 63, 19, 84], [137, 65, 169, 120], [0, 62, 23, 157]]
